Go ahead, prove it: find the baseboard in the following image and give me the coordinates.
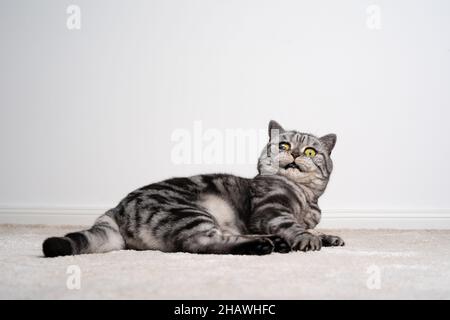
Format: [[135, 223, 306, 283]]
[[0, 207, 102, 226], [317, 209, 450, 229], [0, 207, 450, 229]]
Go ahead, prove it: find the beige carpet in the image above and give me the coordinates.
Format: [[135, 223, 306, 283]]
[[0, 224, 449, 299]]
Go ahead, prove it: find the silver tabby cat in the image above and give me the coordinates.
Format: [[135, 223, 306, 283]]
[[43, 121, 344, 257]]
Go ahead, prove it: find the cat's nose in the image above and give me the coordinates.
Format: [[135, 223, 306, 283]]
[[291, 151, 300, 158]]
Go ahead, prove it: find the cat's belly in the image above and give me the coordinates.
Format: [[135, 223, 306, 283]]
[[198, 194, 243, 235]]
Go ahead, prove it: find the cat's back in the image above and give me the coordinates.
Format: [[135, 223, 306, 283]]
[[129, 173, 251, 200], [117, 173, 252, 222]]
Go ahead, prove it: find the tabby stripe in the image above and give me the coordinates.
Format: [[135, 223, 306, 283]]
[[167, 218, 214, 242], [252, 210, 292, 233], [65, 232, 89, 253], [200, 175, 221, 194], [152, 209, 212, 235], [142, 183, 191, 196], [253, 202, 292, 214], [254, 193, 294, 210], [273, 221, 296, 231]]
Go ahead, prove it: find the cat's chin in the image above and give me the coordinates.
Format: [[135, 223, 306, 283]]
[[280, 168, 316, 183], [283, 162, 306, 173], [284, 167, 302, 174], [280, 168, 303, 178]]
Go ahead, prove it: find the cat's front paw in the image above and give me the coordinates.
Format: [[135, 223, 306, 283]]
[[291, 232, 322, 252], [231, 238, 274, 255], [321, 235, 345, 247], [267, 235, 291, 253]]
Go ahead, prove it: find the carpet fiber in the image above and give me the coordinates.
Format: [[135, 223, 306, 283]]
[[0, 224, 449, 299]]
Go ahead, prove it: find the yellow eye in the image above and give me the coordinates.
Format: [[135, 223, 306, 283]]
[[279, 142, 290, 151], [304, 148, 317, 157]]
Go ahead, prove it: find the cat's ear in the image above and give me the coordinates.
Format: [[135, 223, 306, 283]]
[[268, 120, 285, 140], [320, 134, 337, 155]]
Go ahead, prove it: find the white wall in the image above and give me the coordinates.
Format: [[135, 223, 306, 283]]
[[1, 0, 450, 228]]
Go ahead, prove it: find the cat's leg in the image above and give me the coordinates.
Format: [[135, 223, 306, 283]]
[[266, 235, 291, 253], [145, 206, 273, 255], [43, 211, 125, 257], [320, 234, 345, 247], [307, 229, 345, 247], [252, 211, 322, 252], [239, 234, 291, 253], [172, 228, 275, 255]]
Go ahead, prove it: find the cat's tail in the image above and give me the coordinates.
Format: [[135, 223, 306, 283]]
[[42, 208, 125, 257]]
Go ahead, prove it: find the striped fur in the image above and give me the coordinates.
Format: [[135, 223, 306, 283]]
[[42, 121, 344, 257]]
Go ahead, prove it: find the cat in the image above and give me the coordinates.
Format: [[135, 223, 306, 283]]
[[43, 120, 344, 257]]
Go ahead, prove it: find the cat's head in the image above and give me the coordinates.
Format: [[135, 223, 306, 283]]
[[257, 120, 336, 192]]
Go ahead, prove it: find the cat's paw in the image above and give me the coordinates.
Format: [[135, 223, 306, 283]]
[[231, 238, 274, 255], [267, 235, 291, 253], [292, 233, 322, 252], [321, 235, 345, 247], [42, 237, 73, 257]]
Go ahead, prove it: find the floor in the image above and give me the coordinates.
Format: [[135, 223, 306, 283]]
[[0, 224, 449, 299]]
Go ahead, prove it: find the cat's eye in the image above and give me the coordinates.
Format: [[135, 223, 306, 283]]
[[304, 147, 317, 157], [279, 142, 291, 152]]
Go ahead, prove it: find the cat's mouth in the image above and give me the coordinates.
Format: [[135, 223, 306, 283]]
[[284, 163, 302, 171]]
